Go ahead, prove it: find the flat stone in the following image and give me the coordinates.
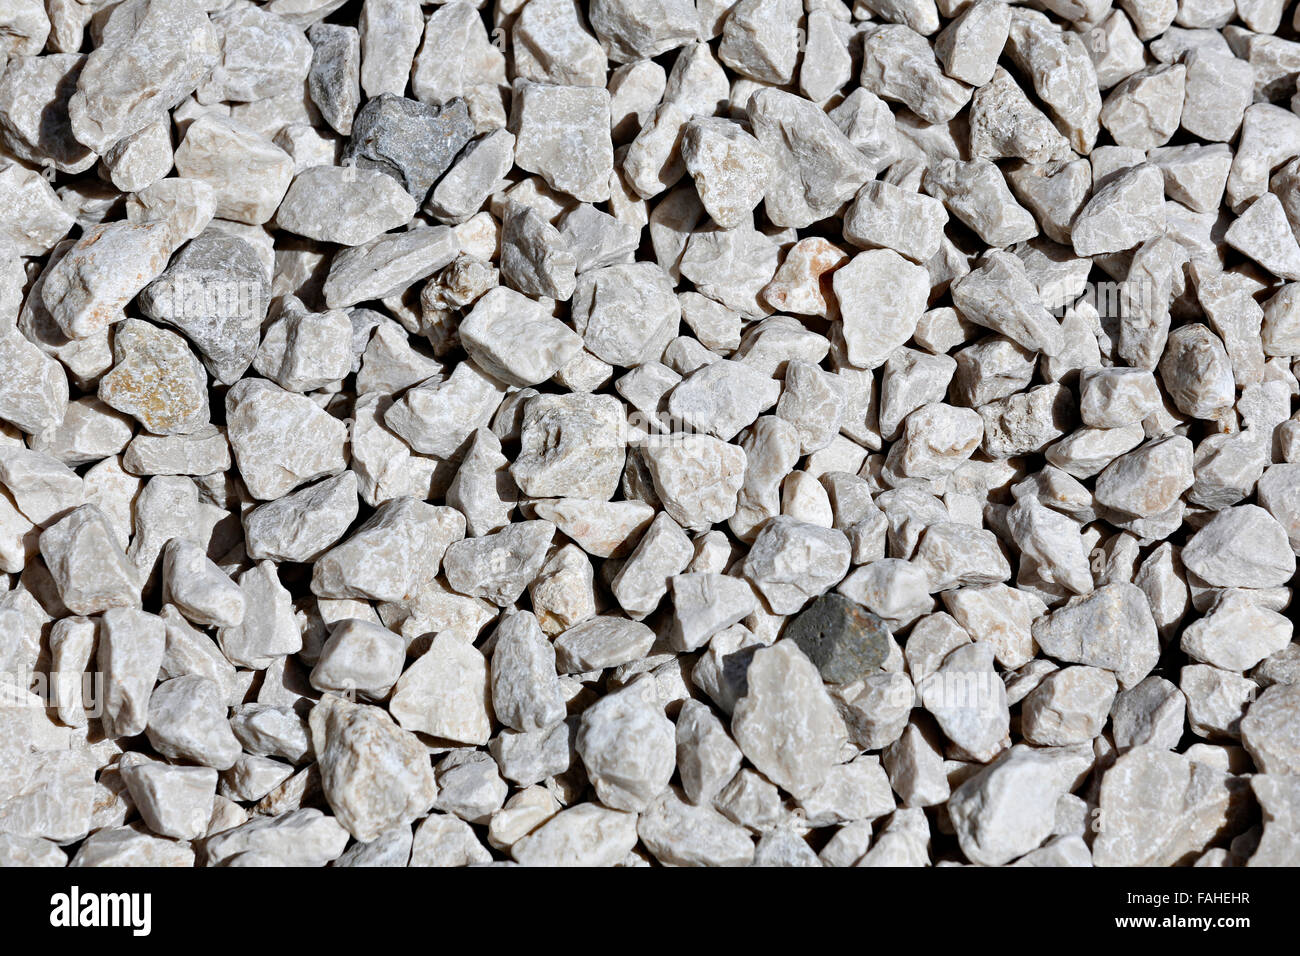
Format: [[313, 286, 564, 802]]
[[275, 165, 418, 246], [1092, 746, 1249, 866]]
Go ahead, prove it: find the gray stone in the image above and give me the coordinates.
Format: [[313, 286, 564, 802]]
[[785, 593, 892, 685], [307, 22, 360, 136], [343, 94, 474, 201]]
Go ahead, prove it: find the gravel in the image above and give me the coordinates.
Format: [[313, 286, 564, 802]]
[[4, 0, 1300, 869]]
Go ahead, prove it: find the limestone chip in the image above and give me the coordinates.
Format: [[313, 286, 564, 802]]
[[576, 681, 675, 811], [731, 641, 847, 799], [310, 695, 436, 842], [67, 0, 220, 154]]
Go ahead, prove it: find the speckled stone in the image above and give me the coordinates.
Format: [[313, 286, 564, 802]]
[[784, 592, 892, 684]]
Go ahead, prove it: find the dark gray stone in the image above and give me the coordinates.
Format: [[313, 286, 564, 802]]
[[342, 93, 474, 201], [721, 645, 759, 707], [785, 593, 891, 684], [138, 231, 270, 386], [307, 22, 361, 137]]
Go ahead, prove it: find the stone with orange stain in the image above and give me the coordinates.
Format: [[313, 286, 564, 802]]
[[759, 238, 852, 319], [98, 319, 210, 436], [680, 116, 770, 229]]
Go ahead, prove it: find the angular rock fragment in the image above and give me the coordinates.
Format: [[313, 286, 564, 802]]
[[323, 227, 458, 310], [554, 616, 655, 674], [1032, 583, 1159, 689], [576, 681, 674, 811], [442, 520, 554, 607], [276, 166, 418, 246], [99, 607, 167, 738], [951, 251, 1063, 356], [731, 641, 846, 799], [217, 561, 301, 670], [175, 115, 294, 226], [67, 0, 220, 153], [924, 159, 1038, 249], [310, 695, 435, 842], [307, 22, 360, 136], [344, 94, 474, 202], [40, 505, 138, 616], [509, 81, 613, 203], [390, 633, 492, 746], [862, 25, 971, 125], [1072, 164, 1166, 257], [312, 498, 464, 603], [41, 220, 175, 340], [748, 88, 872, 229], [785, 593, 892, 685], [1182, 505, 1295, 588], [139, 231, 269, 385], [919, 642, 1009, 762], [949, 744, 1093, 865], [98, 320, 210, 436], [834, 250, 931, 370], [225, 380, 347, 501], [1093, 746, 1248, 866]]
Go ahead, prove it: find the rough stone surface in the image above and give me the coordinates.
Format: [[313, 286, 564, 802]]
[[3, 0, 1298, 871]]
